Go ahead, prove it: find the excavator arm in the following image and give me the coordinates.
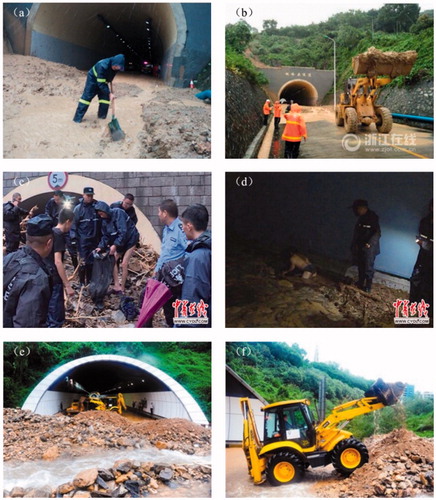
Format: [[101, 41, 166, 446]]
[[240, 397, 267, 484]]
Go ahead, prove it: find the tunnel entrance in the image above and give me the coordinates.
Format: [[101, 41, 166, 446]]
[[278, 79, 318, 106], [22, 354, 209, 424], [3, 174, 161, 251]]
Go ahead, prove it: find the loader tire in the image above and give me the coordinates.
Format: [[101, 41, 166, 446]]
[[335, 107, 344, 127], [375, 107, 393, 134], [344, 108, 358, 134], [266, 451, 304, 486], [331, 438, 369, 477]]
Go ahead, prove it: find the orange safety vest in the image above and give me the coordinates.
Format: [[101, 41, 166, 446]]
[[263, 102, 272, 115], [281, 112, 307, 142], [273, 102, 282, 118]]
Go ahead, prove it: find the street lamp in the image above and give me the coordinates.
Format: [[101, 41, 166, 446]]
[[323, 35, 336, 113]]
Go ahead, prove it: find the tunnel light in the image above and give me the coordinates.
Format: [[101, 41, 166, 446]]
[[106, 25, 110, 29]]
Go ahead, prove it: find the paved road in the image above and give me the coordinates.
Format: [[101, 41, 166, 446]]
[[261, 107, 433, 159]]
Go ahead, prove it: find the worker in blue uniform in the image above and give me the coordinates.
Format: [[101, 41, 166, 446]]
[[73, 54, 125, 123], [70, 187, 102, 286], [349, 199, 381, 293], [94, 201, 139, 293]]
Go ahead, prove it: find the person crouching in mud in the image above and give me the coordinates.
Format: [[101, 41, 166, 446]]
[[282, 252, 317, 279]]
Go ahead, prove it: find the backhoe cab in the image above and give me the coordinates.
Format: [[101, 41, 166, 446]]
[[241, 379, 405, 486]]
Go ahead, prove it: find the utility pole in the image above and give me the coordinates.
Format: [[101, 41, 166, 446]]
[[323, 35, 336, 113]]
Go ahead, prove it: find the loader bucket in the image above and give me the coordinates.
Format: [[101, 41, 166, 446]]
[[365, 378, 406, 406]]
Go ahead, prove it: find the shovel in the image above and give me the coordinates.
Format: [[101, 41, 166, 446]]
[[108, 84, 125, 141]]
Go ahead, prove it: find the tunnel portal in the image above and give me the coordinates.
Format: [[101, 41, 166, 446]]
[[22, 354, 209, 424], [278, 79, 319, 106]]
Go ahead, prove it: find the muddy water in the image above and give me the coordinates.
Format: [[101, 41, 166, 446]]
[[4, 448, 211, 492]]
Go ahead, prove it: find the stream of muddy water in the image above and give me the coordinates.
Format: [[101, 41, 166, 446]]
[[4, 448, 211, 496]]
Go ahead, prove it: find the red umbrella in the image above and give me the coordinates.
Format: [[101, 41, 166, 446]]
[[135, 278, 172, 328]]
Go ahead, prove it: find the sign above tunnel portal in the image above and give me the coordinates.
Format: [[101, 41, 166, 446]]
[[22, 354, 209, 425], [261, 67, 334, 105]]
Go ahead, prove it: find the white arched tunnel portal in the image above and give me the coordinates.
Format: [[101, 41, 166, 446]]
[[278, 79, 318, 106], [3, 175, 161, 253], [22, 354, 209, 425]]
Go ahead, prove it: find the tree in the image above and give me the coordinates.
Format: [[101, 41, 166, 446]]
[[225, 21, 252, 53], [262, 19, 278, 33], [375, 4, 420, 33], [410, 14, 434, 34]]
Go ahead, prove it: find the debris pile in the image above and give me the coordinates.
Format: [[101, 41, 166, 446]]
[[312, 428, 434, 498], [4, 409, 211, 462], [352, 47, 417, 77], [4, 459, 211, 498]]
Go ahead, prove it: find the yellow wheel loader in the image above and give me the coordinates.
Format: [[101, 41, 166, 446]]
[[241, 378, 405, 486], [66, 392, 126, 415], [335, 47, 417, 134]]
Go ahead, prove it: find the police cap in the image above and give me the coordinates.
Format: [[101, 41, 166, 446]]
[[83, 187, 94, 195], [27, 215, 53, 236]]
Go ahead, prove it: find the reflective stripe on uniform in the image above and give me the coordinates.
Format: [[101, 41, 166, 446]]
[[286, 121, 300, 125], [92, 66, 107, 83], [79, 99, 91, 105], [98, 99, 111, 105], [282, 135, 302, 141]]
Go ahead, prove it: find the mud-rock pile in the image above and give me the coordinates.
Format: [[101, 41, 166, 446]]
[[4, 409, 211, 462], [4, 459, 211, 498]]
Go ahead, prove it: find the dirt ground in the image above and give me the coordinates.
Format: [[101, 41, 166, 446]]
[[3, 54, 211, 159], [227, 429, 434, 498], [259, 105, 433, 159]]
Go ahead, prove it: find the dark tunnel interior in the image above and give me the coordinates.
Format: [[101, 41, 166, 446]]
[[20, 192, 81, 215], [48, 361, 170, 394], [279, 80, 318, 106]]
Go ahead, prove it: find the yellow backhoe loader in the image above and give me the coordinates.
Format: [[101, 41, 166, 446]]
[[241, 378, 405, 486], [66, 392, 127, 415], [335, 47, 417, 134]]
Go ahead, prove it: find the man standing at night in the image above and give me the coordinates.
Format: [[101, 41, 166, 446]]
[[73, 54, 125, 123], [349, 199, 381, 293]]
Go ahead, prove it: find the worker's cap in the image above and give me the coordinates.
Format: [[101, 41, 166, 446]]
[[349, 199, 368, 209], [266, 99, 270, 102], [83, 187, 94, 195], [26, 214, 53, 236], [53, 190, 64, 197], [291, 103, 302, 113], [95, 201, 111, 214]]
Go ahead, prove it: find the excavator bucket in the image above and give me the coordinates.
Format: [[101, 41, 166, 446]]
[[365, 378, 406, 406], [352, 47, 417, 78]]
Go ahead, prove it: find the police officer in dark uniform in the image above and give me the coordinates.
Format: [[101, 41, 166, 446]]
[[70, 187, 101, 286], [110, 193, 138, 225], [45, 190, 65, 226], [73, 54, 125, 123], [350, 199, 381, 293], [410, 199, 433, 310], [3, 215, 54, 328], [3, 193, 29, 254]]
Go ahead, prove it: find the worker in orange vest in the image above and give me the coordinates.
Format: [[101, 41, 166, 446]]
[[281, 103, 307, 159], [263, 99, 272, 126], [273, 101, 282, 130]]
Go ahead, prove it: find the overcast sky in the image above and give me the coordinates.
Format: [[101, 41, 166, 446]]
[[226, 2, 434, 30], [285, 333, 432, 393]]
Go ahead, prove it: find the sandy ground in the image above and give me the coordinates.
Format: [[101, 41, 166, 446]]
[[259, 105, 433, 159], [3, 54, 211, 159]]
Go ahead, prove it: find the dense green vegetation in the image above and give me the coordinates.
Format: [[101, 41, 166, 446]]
[[226, 5, 433, 92], [227, 342, 433, 439], [4, 342, 211, 421]]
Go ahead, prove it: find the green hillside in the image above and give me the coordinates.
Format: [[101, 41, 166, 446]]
[[4, 342, 211, 421], [227, 342, 433, 439]]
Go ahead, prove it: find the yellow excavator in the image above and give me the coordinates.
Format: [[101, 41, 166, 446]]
[[241, 378, 405, 486], [66, 392, 127, 415], [335, 47, 417, 134]]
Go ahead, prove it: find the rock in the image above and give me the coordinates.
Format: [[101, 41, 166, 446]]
[[23, 485, 52, 498], [73, 468, 99, 489], [115, 474, 129, 484], [98, 469, 114, 481], [9, 487, 25, 497], [110, 484, 128, 498], [114, 460, 132, 473], [42, 444, 59, 460], [58, 482, 75, 494], [159, 467, 174, 481], [95, 476, 109, 489], [73, 492, 92, 498]]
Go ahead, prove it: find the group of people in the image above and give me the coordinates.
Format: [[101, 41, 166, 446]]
[[3, 188, 211, 328], [263, 99, 307, 159]]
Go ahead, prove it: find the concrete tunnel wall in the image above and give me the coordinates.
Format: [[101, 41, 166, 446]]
[[4, 3, 211, 87], [2, 174, 162, 253], [22, 354, 209, 425]]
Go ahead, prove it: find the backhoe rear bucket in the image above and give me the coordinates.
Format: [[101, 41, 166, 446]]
[[365, 378, 405, 406]]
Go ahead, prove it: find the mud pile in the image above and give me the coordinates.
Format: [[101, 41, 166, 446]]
[[4, 409, 211, 462], [352, 47, 417, 77], [3, 54, 211, 159], [4, 459, 211, 498], [312, 429, 434, 498]]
